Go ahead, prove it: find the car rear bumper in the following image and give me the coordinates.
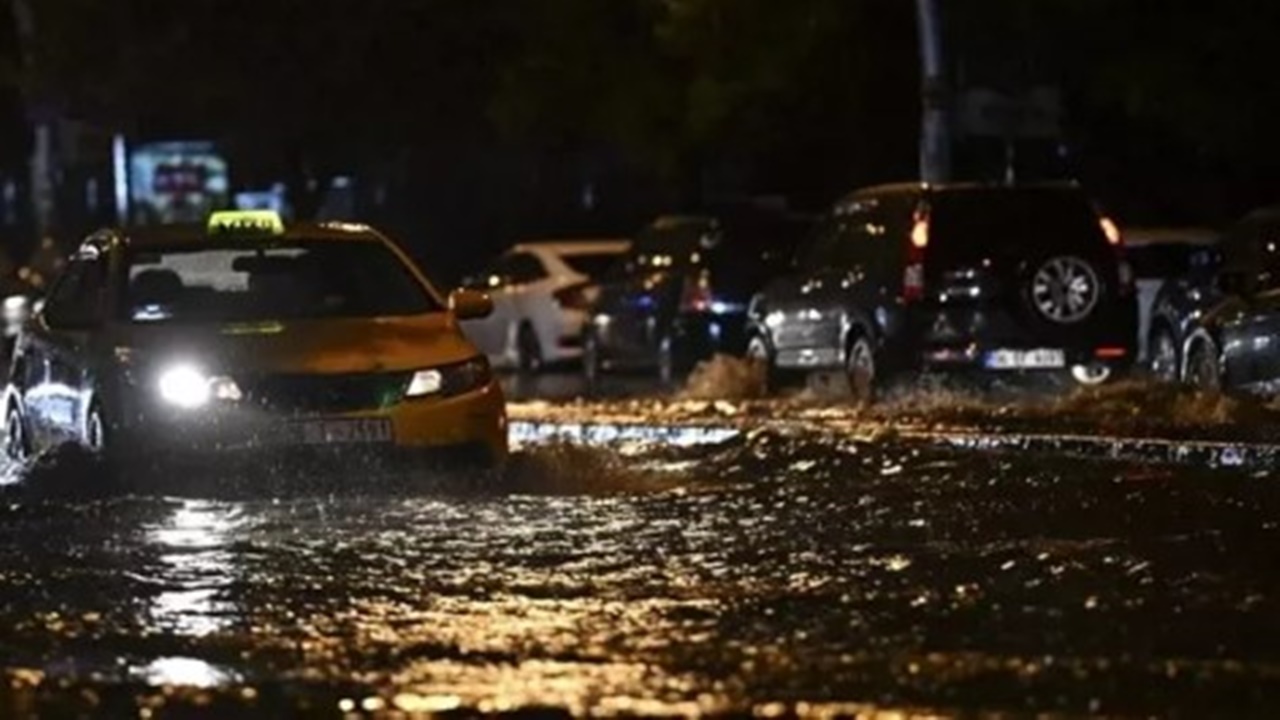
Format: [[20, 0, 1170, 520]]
[[109, 380, 508, 468]]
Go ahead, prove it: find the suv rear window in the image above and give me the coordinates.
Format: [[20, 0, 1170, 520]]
[[927, 188, 1108, 265], [629, 214, 810, 273]]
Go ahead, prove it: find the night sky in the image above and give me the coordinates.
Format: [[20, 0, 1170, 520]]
[[3, 1, 1280, 278]]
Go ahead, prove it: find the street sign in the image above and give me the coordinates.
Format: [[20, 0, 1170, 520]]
[[959, 86, 1062, 139]]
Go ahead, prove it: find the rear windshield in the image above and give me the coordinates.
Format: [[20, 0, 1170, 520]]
[[561, 252, 622, 279], [928, 188, 1107, 264], [119, 240, 439, 324], [628, 214, 810, 272], [1127, 243, 1219, 279]]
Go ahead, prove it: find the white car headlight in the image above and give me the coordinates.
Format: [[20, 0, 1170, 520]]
[[158, 365, 211, 408], [405, 357, 491, 398], [156, 365, 242, 408], [405, 369, 444, 397]]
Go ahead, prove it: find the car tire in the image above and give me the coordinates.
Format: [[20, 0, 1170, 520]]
[[1186, 337, 1222, 391], [4, 403, 28, 462], [658, 333, 691, 386], [516, 322, 543, 374], [85, 403, 107, 454], [582, 329, 603, 385], [845, 334, 877, 404], [746, 335, 779, 395], [1149, 326, 1180, 383]]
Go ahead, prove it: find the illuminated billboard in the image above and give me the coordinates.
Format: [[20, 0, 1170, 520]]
[[129, 141, 229, 225]]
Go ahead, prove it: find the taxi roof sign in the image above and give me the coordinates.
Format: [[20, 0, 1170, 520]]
[[207, 210, 285, 236]]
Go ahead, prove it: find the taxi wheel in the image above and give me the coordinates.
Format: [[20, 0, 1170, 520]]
[[4, 404, 28, 462]]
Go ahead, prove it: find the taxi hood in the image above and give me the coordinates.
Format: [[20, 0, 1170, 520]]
[[109, 314, 479, 375]]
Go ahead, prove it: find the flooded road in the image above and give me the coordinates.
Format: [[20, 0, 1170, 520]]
[[1, 426, 1279, 717]]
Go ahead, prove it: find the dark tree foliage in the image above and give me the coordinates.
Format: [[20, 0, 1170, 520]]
[[10, 0, 1280, 233]]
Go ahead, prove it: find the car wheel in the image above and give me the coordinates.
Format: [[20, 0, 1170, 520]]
[[1149, 327, 1180, 383], [845, 334, 877, 404], [85, 403, 107, 454], [516, 322, 543, 374], [658, 335, 676, 384], [4, 404, 28, 462], [582, 329, 602, 384], [746, 335, 778, 394], [1186, 338, 1222, 391]]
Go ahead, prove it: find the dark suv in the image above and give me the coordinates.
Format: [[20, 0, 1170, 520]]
[[746, 182, 1137, 398], [1164, 205, 1280, 391], [584, 208, 812, 382]]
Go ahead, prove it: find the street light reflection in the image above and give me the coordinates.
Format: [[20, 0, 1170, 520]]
[[144, 499, 244, 637]]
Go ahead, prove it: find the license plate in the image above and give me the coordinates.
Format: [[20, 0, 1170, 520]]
[[287, 418, 393, 445], [983, 348, 1066, 370]]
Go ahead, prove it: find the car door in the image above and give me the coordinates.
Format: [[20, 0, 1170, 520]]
[[763, 205, 857, 368], [1238, 220, 1280, 388], [801, 199, 883, 365], [1214, 216, 1277, 388], [24, 251, 108, 448], [489, 252, 547, 361]]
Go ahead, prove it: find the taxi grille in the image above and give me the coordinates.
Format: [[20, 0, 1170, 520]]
[[239, 372, 411, 415]]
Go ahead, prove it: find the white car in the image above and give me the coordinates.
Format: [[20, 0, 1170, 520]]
[[461, 240, 629, 370]]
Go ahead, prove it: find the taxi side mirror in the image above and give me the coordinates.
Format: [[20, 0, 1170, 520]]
[[449, 288, 493, 320]]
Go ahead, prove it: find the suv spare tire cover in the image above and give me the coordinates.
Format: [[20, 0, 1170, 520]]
[[1027, 255, 1102, 324]]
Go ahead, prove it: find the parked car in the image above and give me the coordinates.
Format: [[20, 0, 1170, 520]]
[[461, 239, 629, 371], [1162, 205, 1280, 391], [746, 182, 1138, 400], [583, 207, 813, 383], [1129, 229, 1221, 380]]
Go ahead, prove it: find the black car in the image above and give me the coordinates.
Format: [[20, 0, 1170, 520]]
[[1164, 205, 1280, 391], [746, 182, 1138, 399], [1140, 236, 1222, 382], [583, 207, 812, 382]]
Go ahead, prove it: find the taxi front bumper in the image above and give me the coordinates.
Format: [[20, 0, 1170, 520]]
[[108, 379, 508, 469]]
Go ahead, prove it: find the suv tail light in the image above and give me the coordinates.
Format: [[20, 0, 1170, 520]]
[[1099, 215, 1134, 295], [903, 209, 929, 303], [679, 273, 714, 313], [553, 282, 593, 310]]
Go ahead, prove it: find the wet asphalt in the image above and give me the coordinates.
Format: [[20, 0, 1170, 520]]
[[0, 391, 1277, 718]]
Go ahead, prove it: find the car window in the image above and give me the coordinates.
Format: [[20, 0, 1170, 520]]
[[118, 240, 438, 324], [927, 188, 1108, 266], [43, 255, 108, 328], [561, 252, 621, 279]]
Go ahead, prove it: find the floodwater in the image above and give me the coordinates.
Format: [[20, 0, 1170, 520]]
[[2, 424, 1278, 717]]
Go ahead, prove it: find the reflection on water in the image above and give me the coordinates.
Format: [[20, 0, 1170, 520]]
[[144, 499, 244, 637], [0, 428, 1277, 716], [135, 656, 240, 688]]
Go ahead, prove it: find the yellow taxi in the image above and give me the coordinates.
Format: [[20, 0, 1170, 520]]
[[2, 211, 507, 476]]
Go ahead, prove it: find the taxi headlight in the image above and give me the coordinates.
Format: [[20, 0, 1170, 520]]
[[157, 365, 242, 408], [405, 357, 491, 398]]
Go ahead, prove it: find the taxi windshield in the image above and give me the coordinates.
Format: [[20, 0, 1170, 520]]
[[119, 240, 440, 324]]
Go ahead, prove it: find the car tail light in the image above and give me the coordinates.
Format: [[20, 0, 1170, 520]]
[[1099, 215, 1134, 295], [553, 282, 592, 310], [1095, 346, 1127, 359], [903, 209, 929, 303], [679, 273, 714, 313]]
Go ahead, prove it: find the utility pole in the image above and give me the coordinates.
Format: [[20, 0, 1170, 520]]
[[9, 0, 55, 240], [915, 0, 950, 183]]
